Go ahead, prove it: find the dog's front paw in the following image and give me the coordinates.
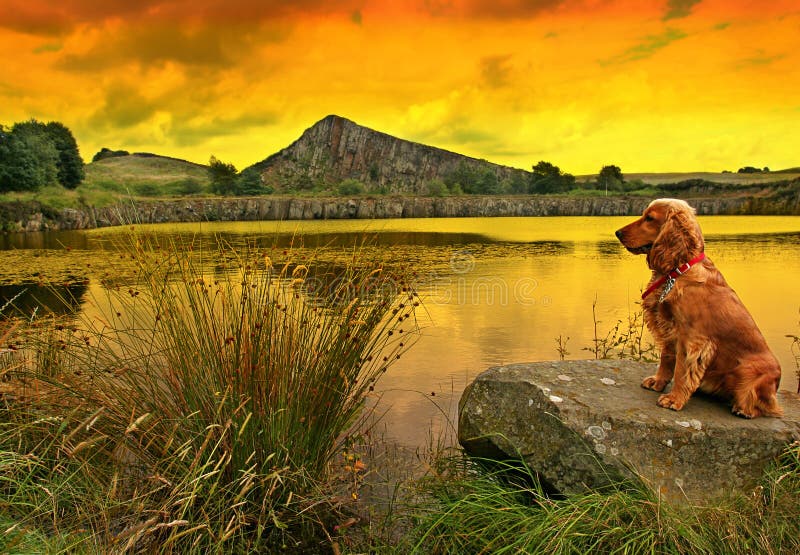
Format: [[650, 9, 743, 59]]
[[732, 406, 760, 419], [657, 394, 685, 411], [641, 376, 668, 392]]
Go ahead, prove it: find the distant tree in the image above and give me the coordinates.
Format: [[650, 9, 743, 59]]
[[0, 124, 33, 192], [529, 161, 575, 194], [443, 162, 476, 193], [597, 165, 624, 195], [237, 167, 272, 195], [44, 121, 84, 188], [444, 163, 502, 195], [763, 166, 770, 173], [10, 120, 60, 189], [208, 156, 238, 195], [507, 173, 528, 194], [474, 167, 500, 194], [92, 148, 130, 162], [0, 119, 84, 191], [737, 166, 761, 174]]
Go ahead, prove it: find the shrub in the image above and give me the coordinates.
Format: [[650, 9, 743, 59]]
[[424, 179, 448, 197], [336, 179, 365, 196], [171, 177, 204, 196], [133, 182, 161, 196], [4, 234, 419, 552]]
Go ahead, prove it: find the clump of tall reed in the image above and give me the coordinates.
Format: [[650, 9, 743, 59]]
[[787, 308, 800, 393], [2, 232, 419, 552], [404, 443, 800, 554]]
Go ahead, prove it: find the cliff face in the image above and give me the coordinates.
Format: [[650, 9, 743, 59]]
[[249, 115, 529, 193]]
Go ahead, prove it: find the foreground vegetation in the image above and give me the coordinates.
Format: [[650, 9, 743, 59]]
[[1, 235, 419, 552], [402, 448, 800, 554], [1, 236, 798, 553]]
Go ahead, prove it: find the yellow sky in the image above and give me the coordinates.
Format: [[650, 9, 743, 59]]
[[1, 0, 798, 174]]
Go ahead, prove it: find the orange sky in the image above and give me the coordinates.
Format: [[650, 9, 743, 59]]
[[1, 0, 798, 174]]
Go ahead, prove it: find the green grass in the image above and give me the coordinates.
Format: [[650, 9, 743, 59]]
[[402, 447, 800, 554], [81, 155, 211, 204], [1, 233, 419, 552], [0, 154, 213, 210], [576, 171, 800, 186]]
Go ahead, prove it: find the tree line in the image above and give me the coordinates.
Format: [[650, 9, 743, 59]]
[[0, 120, 84, 192]]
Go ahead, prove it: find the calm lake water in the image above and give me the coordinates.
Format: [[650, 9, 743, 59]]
[[2, 216, 800, 447]]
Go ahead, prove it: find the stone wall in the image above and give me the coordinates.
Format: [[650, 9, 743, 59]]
[[3, 193, 797, 233]]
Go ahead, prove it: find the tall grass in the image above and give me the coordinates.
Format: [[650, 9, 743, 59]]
[[582, 296, 657, 362], [405, 445, 800, 554], [1, 232, 419, 552]]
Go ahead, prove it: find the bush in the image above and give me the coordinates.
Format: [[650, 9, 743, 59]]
[[336, 178, 365, 196], [4, 235, 419, 552], [133, 182, 161, 196], [170, 178, 204, 196], [424, 179, 448, 197]]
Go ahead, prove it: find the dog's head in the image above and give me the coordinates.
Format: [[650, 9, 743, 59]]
[[615, 198, 704, 273]]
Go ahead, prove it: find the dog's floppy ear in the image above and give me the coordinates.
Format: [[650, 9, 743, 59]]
[[647, 206, 704, 273]]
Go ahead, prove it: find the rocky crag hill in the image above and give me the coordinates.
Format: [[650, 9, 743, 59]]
[[247, 115, 529, 194]]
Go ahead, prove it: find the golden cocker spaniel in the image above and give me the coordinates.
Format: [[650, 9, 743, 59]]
[[616, 198, 782, 418]]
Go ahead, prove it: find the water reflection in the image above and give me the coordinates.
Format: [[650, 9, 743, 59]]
[[2, 216, 800, 448], [0, 282, 87, 317]]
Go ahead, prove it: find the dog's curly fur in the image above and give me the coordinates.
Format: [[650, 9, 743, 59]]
[[616, 198, 782, 418]]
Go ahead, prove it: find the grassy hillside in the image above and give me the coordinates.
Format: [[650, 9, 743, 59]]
[[83, 154, 211, 199], [0, 154, 212, 209], [577, 170, 800, 185], [624, 170, 800, 185]]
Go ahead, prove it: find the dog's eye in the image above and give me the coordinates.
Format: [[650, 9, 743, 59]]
[[644, 214, 655, 222]]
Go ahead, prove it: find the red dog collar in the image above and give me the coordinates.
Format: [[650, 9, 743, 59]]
[[641, 252, 706, 300]]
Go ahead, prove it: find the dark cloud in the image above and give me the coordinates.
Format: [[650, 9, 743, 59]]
[[170, 111, 280, 147], [0, 2, 70, 35], [480, 55, 513, 88], [89, 84, 158, 129], [33, 42, 63, 54], [0, 82, 23, 98], [662, 0, 702, 21], [0, 1, 162, 36], [425, 0, 567, 19], [86, 78, 280, 149], [599, 29, 687, 66], [0, 1, 365, 36], [58, 24, 262, 71], [736, 52, 786, 69]]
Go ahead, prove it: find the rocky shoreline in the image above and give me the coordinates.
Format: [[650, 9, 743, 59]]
[[2, 194, 799, 233]]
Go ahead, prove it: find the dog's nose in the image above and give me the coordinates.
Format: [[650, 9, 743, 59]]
[[615, 229, 624, 240]]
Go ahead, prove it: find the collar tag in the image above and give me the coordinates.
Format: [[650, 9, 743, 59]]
[[658, 276, 676, 303]]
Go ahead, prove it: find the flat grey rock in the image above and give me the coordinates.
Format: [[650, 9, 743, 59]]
[[459, 360, 800, 504]]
